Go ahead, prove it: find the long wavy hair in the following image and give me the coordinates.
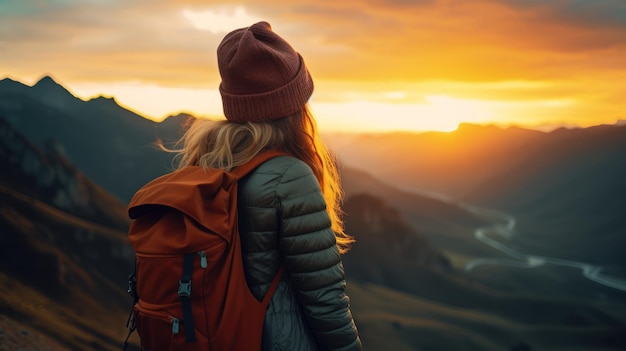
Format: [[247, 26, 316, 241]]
[[165, 105, 354, 253]]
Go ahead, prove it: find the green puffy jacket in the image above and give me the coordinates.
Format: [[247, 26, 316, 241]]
[[238, 155, 362, 351]]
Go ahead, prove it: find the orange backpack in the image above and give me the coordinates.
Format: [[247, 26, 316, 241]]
[[124, 151, 285, 351]]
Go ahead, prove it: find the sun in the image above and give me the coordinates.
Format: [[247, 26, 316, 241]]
[[421, 95, 495, 131]]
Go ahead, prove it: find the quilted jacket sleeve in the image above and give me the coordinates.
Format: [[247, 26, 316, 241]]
[[276, 160, 362, 351]]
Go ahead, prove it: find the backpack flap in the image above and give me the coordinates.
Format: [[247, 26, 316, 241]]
[[128, 167, 238, 253]]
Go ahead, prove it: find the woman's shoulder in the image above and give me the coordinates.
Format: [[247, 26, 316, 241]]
[[254, 155, 314, 179], [240, 155, 319, 201]]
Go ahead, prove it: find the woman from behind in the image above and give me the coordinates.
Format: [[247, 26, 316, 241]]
[[171, 21, 362, 351]]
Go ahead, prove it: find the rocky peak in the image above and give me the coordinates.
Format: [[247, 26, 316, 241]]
[[31, 75, 81, 109]]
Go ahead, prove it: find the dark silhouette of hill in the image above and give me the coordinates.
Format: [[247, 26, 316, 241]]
[[0, 76, 187, 203], [328, 123, 626, 268], [0, 119, 134, 350], [342, 193, 453, 280]]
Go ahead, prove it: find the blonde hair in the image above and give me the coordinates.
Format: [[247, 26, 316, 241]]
[[166, 106, 354, 253]]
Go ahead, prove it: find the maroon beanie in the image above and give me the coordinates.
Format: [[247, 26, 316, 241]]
[[217, 21, 314, 122]]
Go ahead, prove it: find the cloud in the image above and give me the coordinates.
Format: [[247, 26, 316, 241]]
[[2, 0, 626, 86], [0, 0, 226, 86], [182, 6, 262, 33], [497, 0, 626, 29]]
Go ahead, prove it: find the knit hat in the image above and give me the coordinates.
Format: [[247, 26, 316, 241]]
[[217, 21, 314, 122]]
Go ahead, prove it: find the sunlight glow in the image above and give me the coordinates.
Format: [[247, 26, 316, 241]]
[[313, 95, 495, 133], [383, 91, 407, 100], [182, 6, 261, 34], [66, 80, 591, 133], [69, 82, 223, 120]]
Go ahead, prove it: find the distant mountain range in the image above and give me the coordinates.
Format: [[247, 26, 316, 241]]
[[1, 75, 625, 351], [328, 122, 626, 268]]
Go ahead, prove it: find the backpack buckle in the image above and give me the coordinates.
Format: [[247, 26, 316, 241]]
[[178, 279, 192, 300]]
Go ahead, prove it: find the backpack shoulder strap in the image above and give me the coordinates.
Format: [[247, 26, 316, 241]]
[[230, 150, 289, 179]]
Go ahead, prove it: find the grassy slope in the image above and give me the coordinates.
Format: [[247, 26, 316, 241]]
[[347, 281, 626, 351], [0, 304, 70, 351], [0, 188, 134, 350]]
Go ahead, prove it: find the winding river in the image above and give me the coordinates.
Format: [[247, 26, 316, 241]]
[[461, 204, 626, 292]]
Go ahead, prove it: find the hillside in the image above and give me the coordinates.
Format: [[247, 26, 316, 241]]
[[0, 189, 134, 350], [0, 120, 135, 350], [0, 118, 129, 230], [348, 281, 626, 351], [342, 193, 453, 281]]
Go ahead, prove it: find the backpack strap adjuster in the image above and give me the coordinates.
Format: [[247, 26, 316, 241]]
[[178, 280, 191, 300], [179, 253, 197, 342]]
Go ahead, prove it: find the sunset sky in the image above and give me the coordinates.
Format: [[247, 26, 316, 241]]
[[1, 0, 625, 132]]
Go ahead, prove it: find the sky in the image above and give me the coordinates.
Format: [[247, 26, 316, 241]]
[[1, 0, 625, 133]]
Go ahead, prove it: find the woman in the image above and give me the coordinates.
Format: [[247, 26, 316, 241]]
[[170, 22, 362, 350]]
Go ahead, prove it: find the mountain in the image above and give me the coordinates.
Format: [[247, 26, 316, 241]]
[[0, 118, 129, 229], [0, 119, 134, 350], [341, 166, 495, 259], [328, 123, 626, 268], [0, 76, 187, 203], [31, 76, 83, 110]]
